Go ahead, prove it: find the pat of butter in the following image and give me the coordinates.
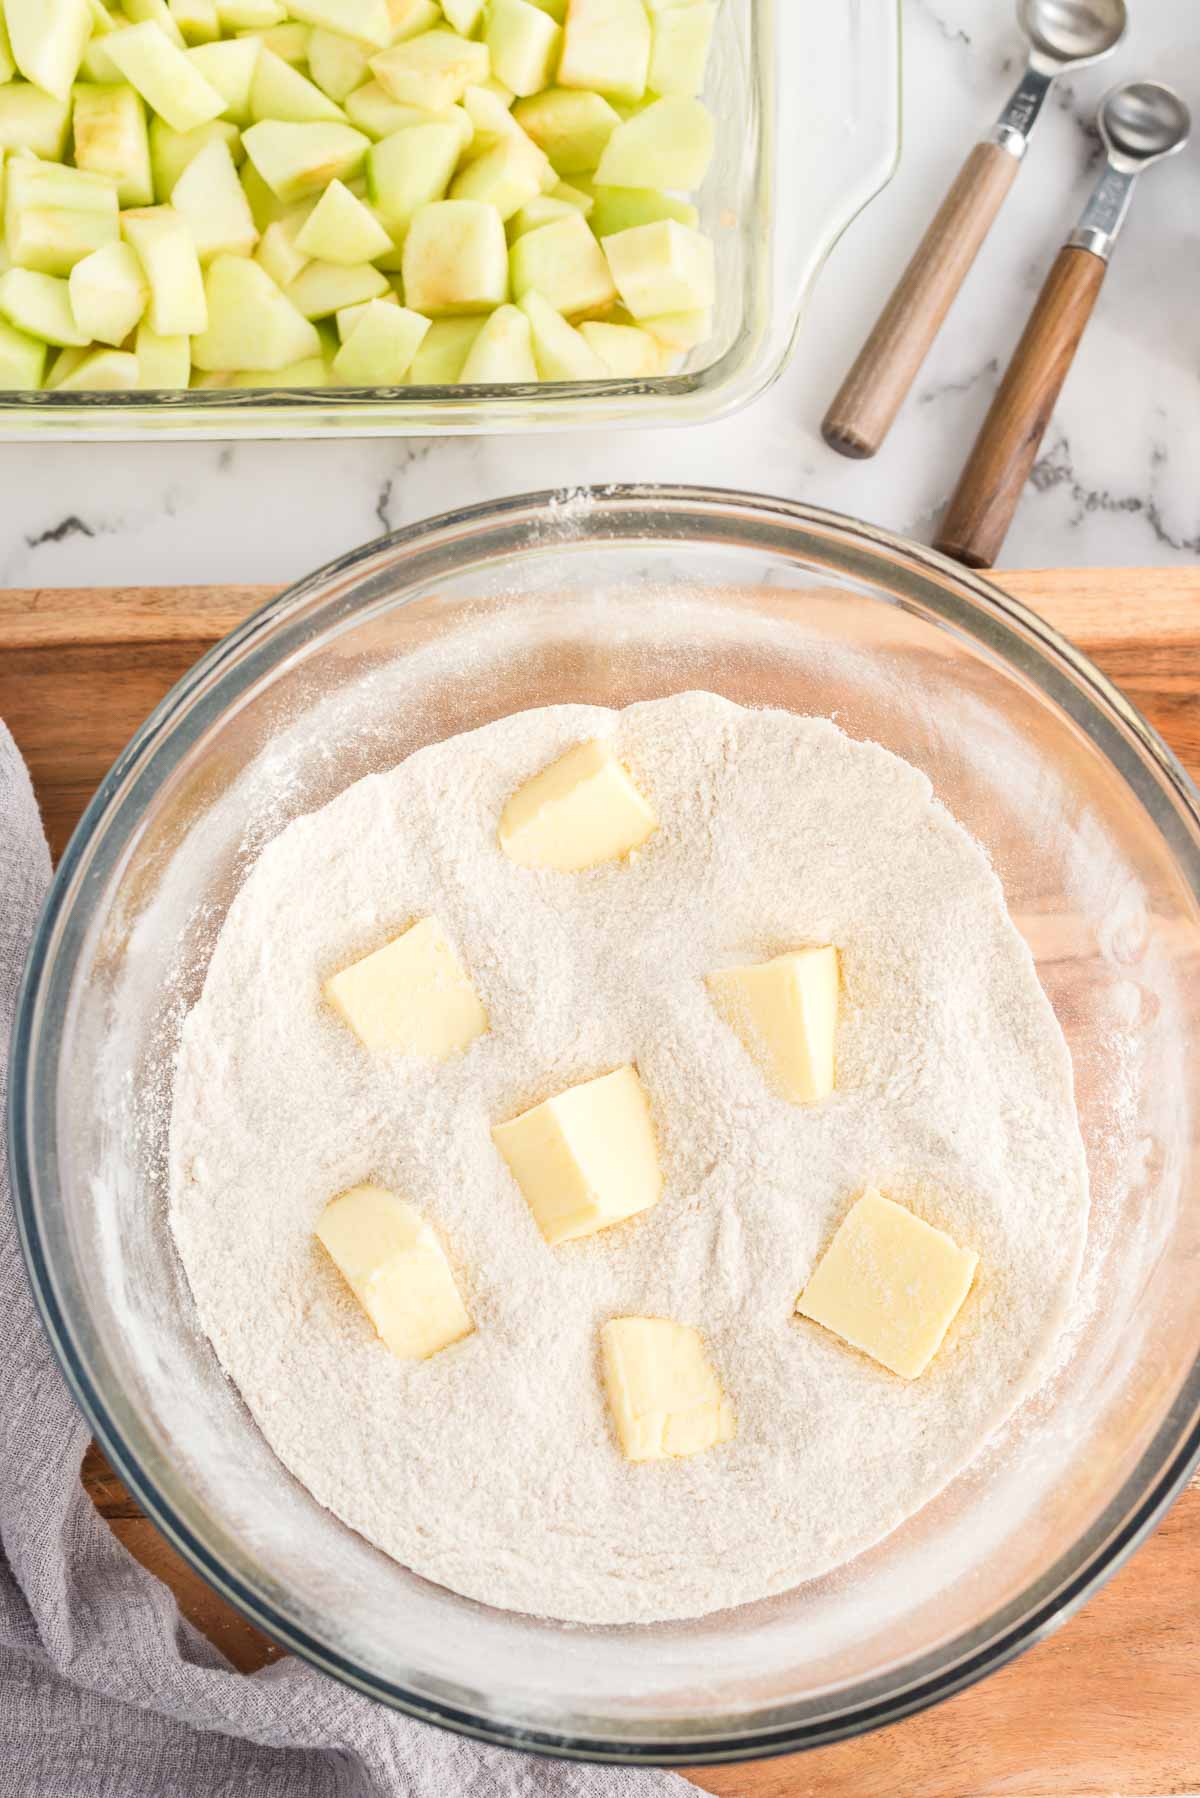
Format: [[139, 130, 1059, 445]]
[[324, 916, 488, 1058], [602, 1317, 735, 1461], [499, 739, 657, 871], [796, 1189, 978, 1380], [707, 945, 839, 1103], [316, 1183, 473, 1361], [492, 1065, 662, 1245]]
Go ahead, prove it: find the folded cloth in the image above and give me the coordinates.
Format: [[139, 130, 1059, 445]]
[[0, 721, 690, 1798]]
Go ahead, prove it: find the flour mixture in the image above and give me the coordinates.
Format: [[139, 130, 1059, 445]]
[[169, 692, 1089, 1624]]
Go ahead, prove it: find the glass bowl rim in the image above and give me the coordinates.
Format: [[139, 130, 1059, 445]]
[[10, 484, 1200, 1767]]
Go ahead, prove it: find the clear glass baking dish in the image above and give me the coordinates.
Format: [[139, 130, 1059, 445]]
[[0, 2, 899, 441], [10, 487, 1200, 1766]]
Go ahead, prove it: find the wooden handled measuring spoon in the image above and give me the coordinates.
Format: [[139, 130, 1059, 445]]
[[821, 0, 1126, 462], [935, 80, 1191, 569]]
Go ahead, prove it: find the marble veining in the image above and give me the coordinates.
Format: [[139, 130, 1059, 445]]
[[0, 0, 1195, 589]]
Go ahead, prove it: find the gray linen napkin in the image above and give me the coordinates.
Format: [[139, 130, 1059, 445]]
[[0, 720, 691, 1798]]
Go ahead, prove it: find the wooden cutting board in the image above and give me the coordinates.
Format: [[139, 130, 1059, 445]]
[[4, 568, 1200, 1798]]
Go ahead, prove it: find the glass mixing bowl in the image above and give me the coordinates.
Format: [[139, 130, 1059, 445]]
[[10, 487, 1200, 1766]]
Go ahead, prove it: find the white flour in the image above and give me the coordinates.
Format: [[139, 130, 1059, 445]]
[[169, 692, 1089, 1625]]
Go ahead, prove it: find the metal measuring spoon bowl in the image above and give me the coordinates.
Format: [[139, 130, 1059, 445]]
[[1070, 81, 1193, 259], [822, 0, 1127, 460], [937, 78, 1191, 569]]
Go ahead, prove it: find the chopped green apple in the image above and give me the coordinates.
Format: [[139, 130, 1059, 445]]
[[294, 176, 391, 262], [0, 88, 72, 159], [331, 294, 426, 379], [54, 345, 140, 387], [648, 2, 714, 97], [511, 87, 618, 174], [638, 302, 711, 349], [171, 135, 258, 258], [170, 0, 222, 45], [0, 15, 14, 88], [123, 0, 188, 50], [578, 315, 660, 374], [5, 160, 120, 275], [518, 287, 606, 378], [558, 0, 650, 104], [191, 250, 320, 366], [335, 286, 397, 335], [402, 197, 507, 314], [307, 29, 371, 103], [367, 120, 461, 236], [460, 82, 523, 158], [406, 311, 481, 378], [440, 0, 484, 32], [370, 30, 489, 109], [241, 118, 369, 201], [135, 319, 192, 383], [282, 0, 392, 48], [69, 239, 149, 342], [106, 22, 228, 133], [0, 266, 89, 344], [594, 94, 713, 189], [550, 177, 592, 211], [226, 351, 328, 383], [586, 182, 696, 237], [485, 0, 560, 99], [344, 82, 467, 147], [45, 344, 88, 386], [216, 0, 285, 23], [285, 254, 387, 316], [254, 211, 307, 284], [449, 132, 550, 221], [458, 299, 535, 380], [151, 116, 242, 197], [0, 314, 46, 386], [509, 208, 613, 316], [383, 0, 443, 39], [506, 192, 574, 239], [73, 85, 155, 207], [5, 0, 93, 103], [602, 217, 712, 317], [250, 47, 347, 125], [238, 21, 310, 63], [122, 204, 208, 332], [187, 38, 260, 125]]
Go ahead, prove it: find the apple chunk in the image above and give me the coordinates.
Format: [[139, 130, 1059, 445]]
[[241, 119, 370, 202], [402, 199, 509, 315], [191, 250, 321, 367], [602, 219, 714, 318], [509, 209, 615, 317], [331, 296, 428, 381], [594, 95, 714, 191], [458, 301, 536, 381], [557, 0, 650, 105]]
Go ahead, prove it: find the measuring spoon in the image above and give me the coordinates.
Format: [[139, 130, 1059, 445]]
[[821, 0, 1127, 461], [936, 80, 1191, 568]]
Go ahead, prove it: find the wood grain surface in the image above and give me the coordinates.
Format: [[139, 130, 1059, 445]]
[[5, 568, 1200, 1796], [936, 247, 1109, 570], [821, 139, 1021, 461]]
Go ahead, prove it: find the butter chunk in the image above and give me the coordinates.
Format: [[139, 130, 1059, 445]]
[[492, 1065, 661, 1245], [796, 1189, 978, 1380], [316, 1183, 473, 1361], [499, 739, 657, 871], [324, 916, 488, 1058], [602, 1317, 735, 1461], [707, 945, 839, 1104]]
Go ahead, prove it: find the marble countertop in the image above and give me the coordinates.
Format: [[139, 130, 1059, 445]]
[[0, 0, 1196, 590]]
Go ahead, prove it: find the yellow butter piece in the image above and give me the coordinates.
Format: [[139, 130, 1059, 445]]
[[498, 738, 657, 871], [316, 1183, 473, 1361], [707, 945, 839, 1104], [602, 1317, 735, 1461], [324, 916, 488, 1058], [796, 1189, 978, 1380], [492, 1064, 661, 1245]]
